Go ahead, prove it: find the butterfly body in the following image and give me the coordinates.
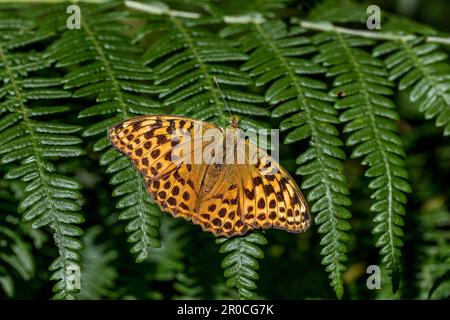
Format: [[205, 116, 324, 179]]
[[108, 115, 310, 237]]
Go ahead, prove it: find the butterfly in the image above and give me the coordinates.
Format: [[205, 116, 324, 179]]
[[108, 115, 310, 237]]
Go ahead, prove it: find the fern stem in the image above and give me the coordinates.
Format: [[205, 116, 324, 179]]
[[126, 0, 450, 46], [300, 21, 450, 44]]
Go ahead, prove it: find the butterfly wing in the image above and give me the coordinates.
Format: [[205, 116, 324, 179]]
[[108, 115, 214, 222]]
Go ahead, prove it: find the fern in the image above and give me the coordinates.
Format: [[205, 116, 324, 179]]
[[0, 178, 36, 298], [0, 221, 35, 298], [195, 0, 291, 18], [212, 281, 239, 299], [307, 0, 369, 24], [172, 270, 204, 300], [417, 208, 450, 299], [216, 233, 267, 300], [220, 19, 351, 298], [76, 227, 118, 299], [0, 8, 85, 299], [45, 3, 165, 262], [373, 38, 450, 136], [148, 216, 189, 282], [313, 31, 411, 285]]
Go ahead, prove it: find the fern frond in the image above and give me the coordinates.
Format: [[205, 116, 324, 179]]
[[216, 232, 266, 300], [148, 216, 189, 281], [307, 0, 436, 36], [173, 270, 204, 299], [313, 32, 411, 284], [417, 208, 450, 299], [212, 281, 239, 299], [223, 19, 351, 298], [135, 10, 268, 128], [0, 183, 36, 298], [0, 3, 55, 50], [46, 3, 165, 262], [0, 15, 84, 298], [77, 227, 118, 299], [374, 38, 450, 136]]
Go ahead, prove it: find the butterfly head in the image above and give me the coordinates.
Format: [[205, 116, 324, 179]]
[[229, 115, 240, 128]]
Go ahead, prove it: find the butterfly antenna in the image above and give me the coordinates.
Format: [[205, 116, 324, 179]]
[[213, 76, 232, 120]]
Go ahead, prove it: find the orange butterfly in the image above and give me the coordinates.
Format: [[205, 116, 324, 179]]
[[108, 115, 310, 237]]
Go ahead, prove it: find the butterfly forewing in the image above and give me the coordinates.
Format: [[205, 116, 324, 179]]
[[108, 115, 310, 237]]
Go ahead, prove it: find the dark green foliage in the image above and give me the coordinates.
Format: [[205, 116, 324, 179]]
[[148, 216, 189, 282], [0, 0, 449, 300], [191, 0, 291, 17], [307, 0, 369, 23], [417, 208, 450, 299]]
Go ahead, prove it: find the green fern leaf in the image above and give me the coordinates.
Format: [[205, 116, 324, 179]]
[[148, 216, 189, 282], [0, 14, 84, 298], [307, 0, 369, 24], [46, 3, 166, 262], [313, 32, 411, 285]]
